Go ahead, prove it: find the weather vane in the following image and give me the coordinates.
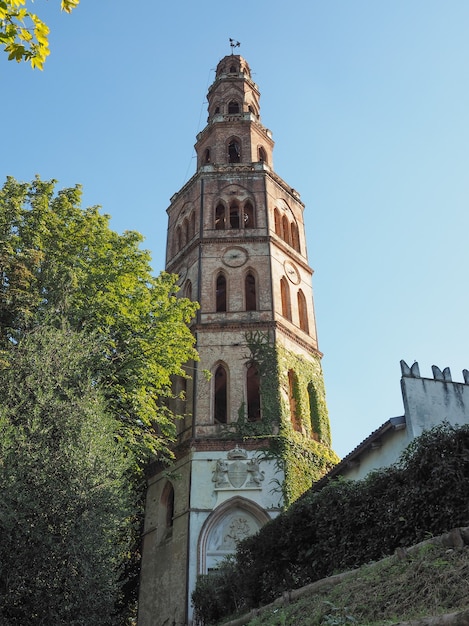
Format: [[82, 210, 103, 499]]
[[229, 38, 241, 54]]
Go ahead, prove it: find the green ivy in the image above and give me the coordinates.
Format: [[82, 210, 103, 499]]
[[233, 331, 339, 506]]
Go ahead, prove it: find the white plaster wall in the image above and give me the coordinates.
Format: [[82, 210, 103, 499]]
[[342, 426, 411, 482], [185, 449, 283, 624], [402, 376, 469, 439]]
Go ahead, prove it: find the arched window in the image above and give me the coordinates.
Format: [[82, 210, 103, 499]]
[[228, 140, 241, 163], [215, 203, 225, 230], [229, 203, 240, 228], [214, 106, 220, 114], [228, 100, 240, 114], [229, 65, 237, 74], [243, 201, 254, 228], [183, 218, 190, 245], [258, 146, 267, 163], [190, 211, 196, 238], [216, 273, 227, 312], [291, 221, 300, 252], [176, 225, 182, 251], [288, 370, 301, 432], [245, 273, 257, 311], [307, 382, 320, 441], [161, 482, 175, 531], [184, 280, 192, 301], [280, 277, 291, 321], [274, 208, 281, 236], [214, 364, 228, 423], [297, 289, 309, 333], [282, 215, 291, 245], [247, 364, 261, 421], [204, 148, 211, 164]]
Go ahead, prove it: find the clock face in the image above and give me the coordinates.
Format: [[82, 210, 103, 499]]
[[222, 246, 248, 268], [284, 260, 300, 284]]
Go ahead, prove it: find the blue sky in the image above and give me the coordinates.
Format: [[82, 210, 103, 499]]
[[3, 1, 469, 458]]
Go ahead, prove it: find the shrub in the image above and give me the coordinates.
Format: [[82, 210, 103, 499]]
[[192, 423, 469, 623]]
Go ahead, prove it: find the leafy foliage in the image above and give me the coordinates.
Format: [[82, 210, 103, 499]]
[[0, 176, 199, 463], [192, 423, 469, 622], [0, 0, 79, 69], [238, 332, 338, 505], [0, 326, 134, 625]]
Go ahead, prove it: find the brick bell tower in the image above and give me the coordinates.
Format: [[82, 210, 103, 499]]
[[138, 52, 336, 626]]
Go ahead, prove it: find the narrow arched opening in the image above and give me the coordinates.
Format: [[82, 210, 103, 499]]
[[216, 273, 227, 312], [214, 365, 228, 424], [280, 277, 291, 321], [229, 203, 240, 229], [297, 289, 309, 333], [245, 272, 257, 311], [274, 208, 281, 236], [243, 201, 254, 228], [247, 364, 261, 421], [282, 215, 290, 245], [228, 140, 241, 163], [215, 203, 225, 230], [288, 370, 301, 432]]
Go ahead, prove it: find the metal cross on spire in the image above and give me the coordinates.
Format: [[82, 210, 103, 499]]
[[229, 38, 241, 54]]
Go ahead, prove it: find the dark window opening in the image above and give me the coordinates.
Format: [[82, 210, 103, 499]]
[[228, 101, 240, 114], [298, 289, 309, 333], [228, 140, 241, 163], [274, 208, 281, 236], [288, 370, 301, 432], [190, 212, 196, 238], [229, 65, 237, 74], [258, 146, 267, 163], [247, 364, 261, 421], [243, 201, 254, 228], [229, 204, 240, 228], [291, 222, 300, 252], [176, 226, 182, 251], [216, 274, 227, 312], [280, 277, 291, 321], [204, 148, 211, 164], [282, 215, 291, 245], [245, 273, 256, 311], [184, 280, 192, 301], [214, 365, 228, 423], [215, 204, 225, 230], [214, 106, 220, 114], [162, 482, 175, 530], [308, 382, 320, 441]]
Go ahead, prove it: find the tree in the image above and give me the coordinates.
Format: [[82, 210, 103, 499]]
[[0, 176, 199, 463], [0, 326, 134, 625], [0, 0, 79, 69]]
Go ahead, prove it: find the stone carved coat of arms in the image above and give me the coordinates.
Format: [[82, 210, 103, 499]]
[[212, 445, 265, 489]]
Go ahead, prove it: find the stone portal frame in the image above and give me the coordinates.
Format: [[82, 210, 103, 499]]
[[198, 496, 271, 574]]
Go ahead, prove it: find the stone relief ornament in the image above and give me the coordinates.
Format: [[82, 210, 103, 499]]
[[212, 446, 265, 490]]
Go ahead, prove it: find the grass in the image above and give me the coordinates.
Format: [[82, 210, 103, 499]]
[[237, 542, 469, 626]]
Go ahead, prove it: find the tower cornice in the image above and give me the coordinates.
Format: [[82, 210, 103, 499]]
[[168, 165, 304, 210]]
